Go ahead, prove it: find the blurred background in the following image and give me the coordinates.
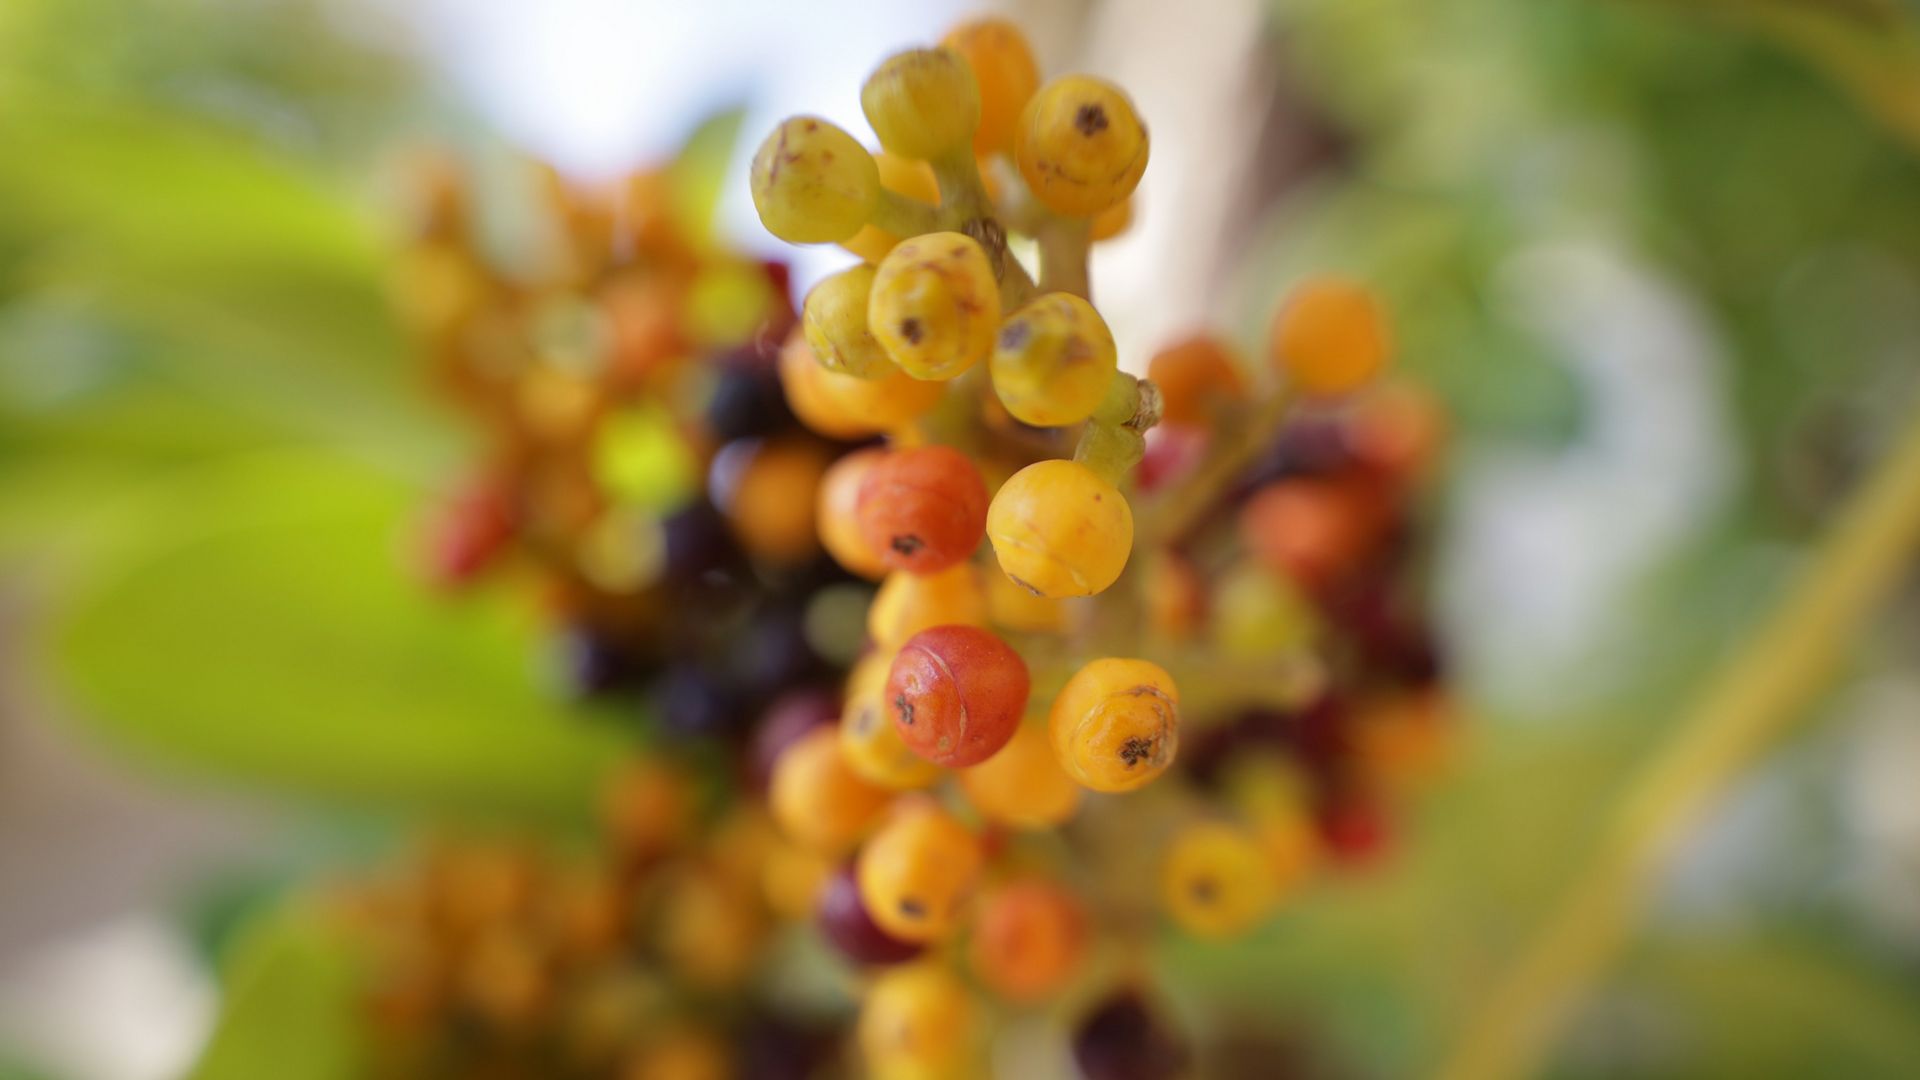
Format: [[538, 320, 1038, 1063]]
[[4, 0, 1920, 1076]]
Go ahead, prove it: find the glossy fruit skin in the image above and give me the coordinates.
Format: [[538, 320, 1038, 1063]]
[[886, 625, 1030, 767], [856, 803, 983, 942], [959, 720, 1081, 829], [941, 18, 1040, 156], [868, 564, 988, 648], [858, 962, 978, 1075], [816, 448, 890, 580], [986, 459, 1133, 598], [1269, 276, 1392, 395], [862, 48, 981, 161], [778, 326, 943, 438], [769, 727, 890, 854], [855, 445, 989, 575], [985, 568, 1067, 633], [803, 265, 896, 379], [817, 862, 924, 967], [1147, 334, 1246, 426], [1049, 658, 1180, 793], [1161, 822, 1278, 939], [751, 116, 880, 244], [968, 880, 1087, 1001], [723, 437, 832, 565], [1016, 75, 1149, 217], [1091, 195, 1133, 241], [1071, 991, 1189, 1080], [989, 293, 1118, 427], [841, 650, 942, 789], [869, 233, 1001, 381], [844, 151, 941, 264]]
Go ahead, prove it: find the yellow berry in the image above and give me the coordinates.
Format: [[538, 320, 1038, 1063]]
[[986, 459, 1132, 598], [1161, 822, 1277, 939], [856, 803, 982, 943], [858, 963, 978, 1075], [862, 48, 981, 161], [841, 651, 943, 790], [751, 116, 879, 244], [769, 727, 891, 854], [989, 292, 1118, 426], [1269, 276, 1392, 395], [1091, 195, 1133, 242], [942, 18, 1041, 157], [870, 232, 1001, 380], [868, 563, 988, 649], [778, 326, 944, 439], [1016, 75, 1148, 217], [844, 151, 941, 264], [986, 568, 1068, 634], [1049, 657, 1179, 793], [959, 720, 1082, 829], [803, 264, 898, 378]]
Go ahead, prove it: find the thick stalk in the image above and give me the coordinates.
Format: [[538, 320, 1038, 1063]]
[[1439, 397, 1920, 1080], [870, 190, 942, 238], [1037, 215, 1093, 300], [1138, 388, 1296, 547], [931, 147, 1036, 309]]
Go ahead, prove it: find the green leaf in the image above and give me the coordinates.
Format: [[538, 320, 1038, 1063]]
[[49, 450, 625, 821], [669, 106, 746, 246], [189, 904, 367, 1080]]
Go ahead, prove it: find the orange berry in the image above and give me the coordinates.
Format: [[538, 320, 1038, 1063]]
[[1049, 658, 1180, 793], [886, 625, 1029, 767], [778, 326, 943, 439], [969, 880, 1088, 1001], [856, 803, 983, 943], [1269, 276, 1392, 395], [943, 18, 1041, 156], [868, 563, 989, 649], [1147, 334, 1247, 426], [721, 437, 829, 564], [843, 151, 942, 264], [856, 445, 990, 575], [959, 720, 1082, 829], [818, 448, 891, 579], [1237, 477, 1382, 588], [770, 727, 891, 854]]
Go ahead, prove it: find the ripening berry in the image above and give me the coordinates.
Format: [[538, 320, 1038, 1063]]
[[959, 720, 1081, 829], [856, 802, 984, 942], [1016, 75, 1149, 217], [969, 880, 1088, 1002], [986, 569, 1068, 634], [1346, 380, 1447, 482], [1145, 550, 1205, 642], [841, 650, 942, 790], [751, 116, 880, 244], [1213, 560, 1317, 659], [817, 448, 890, 579], [1269, 276, 1392, 395], [803, 265, 897, 379], [862, 48, 981, 161], [1091, 195, 1133, 242], [652, 864, 765, 989], [942, 18, 1040, 156], [1160, 822, 1278, 939], [778, 326, 943, 439], [887, 625, 1028, 767], [856, 445, 989, 575], [817, 862, 925, 966], [858, 962, 979, 1075], [1147, 334, 1247, 426], [761, 839, 834, 921], [987, 459, 1133, 598], [769, 727, 891, 854], [1071, 990, 1190, 1080], [989, 293, 1118, 426], [1238, 477, 1382, 588], [720, 437, 830, 564], [1049, 657, 1180, 793], [869, 564, 988, 648], [600, 757, 696, 864], [844, 151, 941, 264], [1350, 690, 1455, 793], [870, 232, 1001, 381]]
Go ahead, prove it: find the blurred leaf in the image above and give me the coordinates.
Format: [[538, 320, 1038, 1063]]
[[189, 903, 365, 1080], [669, 106, 746, 246], [50, 450, 624, 821]]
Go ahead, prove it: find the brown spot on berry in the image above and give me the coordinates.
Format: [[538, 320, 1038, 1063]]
[[1189, 876, 1219, 904], [999, 321, 1031, 350], [890, 533, 924, 556], [894, 692, 915, 726], [899, 897, 926, 917], [899, 318, 924, 345], [1118, 736, 1154, 767], [1075, 104, 1109, 136]]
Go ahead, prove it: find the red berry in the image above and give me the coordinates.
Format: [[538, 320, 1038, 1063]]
[[855, 445, 989, 575], [886, 625, 1029, 767]]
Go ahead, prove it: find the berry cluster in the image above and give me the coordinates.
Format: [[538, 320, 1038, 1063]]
[[392, 150, 874, 741], [743, 16, 1452, 1078]]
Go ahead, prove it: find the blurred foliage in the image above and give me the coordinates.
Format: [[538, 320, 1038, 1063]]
[[1, 0, 1919, 1077]]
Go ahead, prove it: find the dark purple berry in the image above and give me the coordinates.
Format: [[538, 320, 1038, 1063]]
[[816, 864, 921, 967], [1071, 990, 1188, 1080]]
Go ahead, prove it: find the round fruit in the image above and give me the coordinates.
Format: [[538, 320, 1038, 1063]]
[[817, 862, 924, 967], [1161, 822, 1278, 939], [750, 115, 879, 244], [778, 326, 944, 438], [870, 232, 1001, 380], [769, 727, 890, 854], [989, 293, 1118, 427], [986, 458, 1133, 598], [1269, 276, 1392, 395], [969, 880, 1087, 1001], [856, 803, 983, 942], [959, 720, 1081, 829], [817, 448, 891, 579], [803, 265, 896, 378], [841, 650, 942, 790], [855, 445, 989, 575], [1049, 658, 1180, 793], [941, 18, 1040, 156], [862, 48, 981, 161], [887, 625, 1030, 767], [1016, 75, 1149, 217], [858, 962, 978, 1075], [869, 563, 989, 648]]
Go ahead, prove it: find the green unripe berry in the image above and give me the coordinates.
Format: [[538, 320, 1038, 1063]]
[[989, 293, 1117, 427], [752, 116, 880, 244], [861, 48, 981, 161], [803, 265, 898, 379]]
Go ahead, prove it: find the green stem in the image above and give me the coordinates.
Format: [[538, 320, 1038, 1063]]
[[1138, 388, 1296, 548], [1073, 373, 1161, 486], [930, 147, 1037, 310], [1038, 215, 1093, 300], [1439, 395, 1920, 1080], [871, 190, 941, 238]]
